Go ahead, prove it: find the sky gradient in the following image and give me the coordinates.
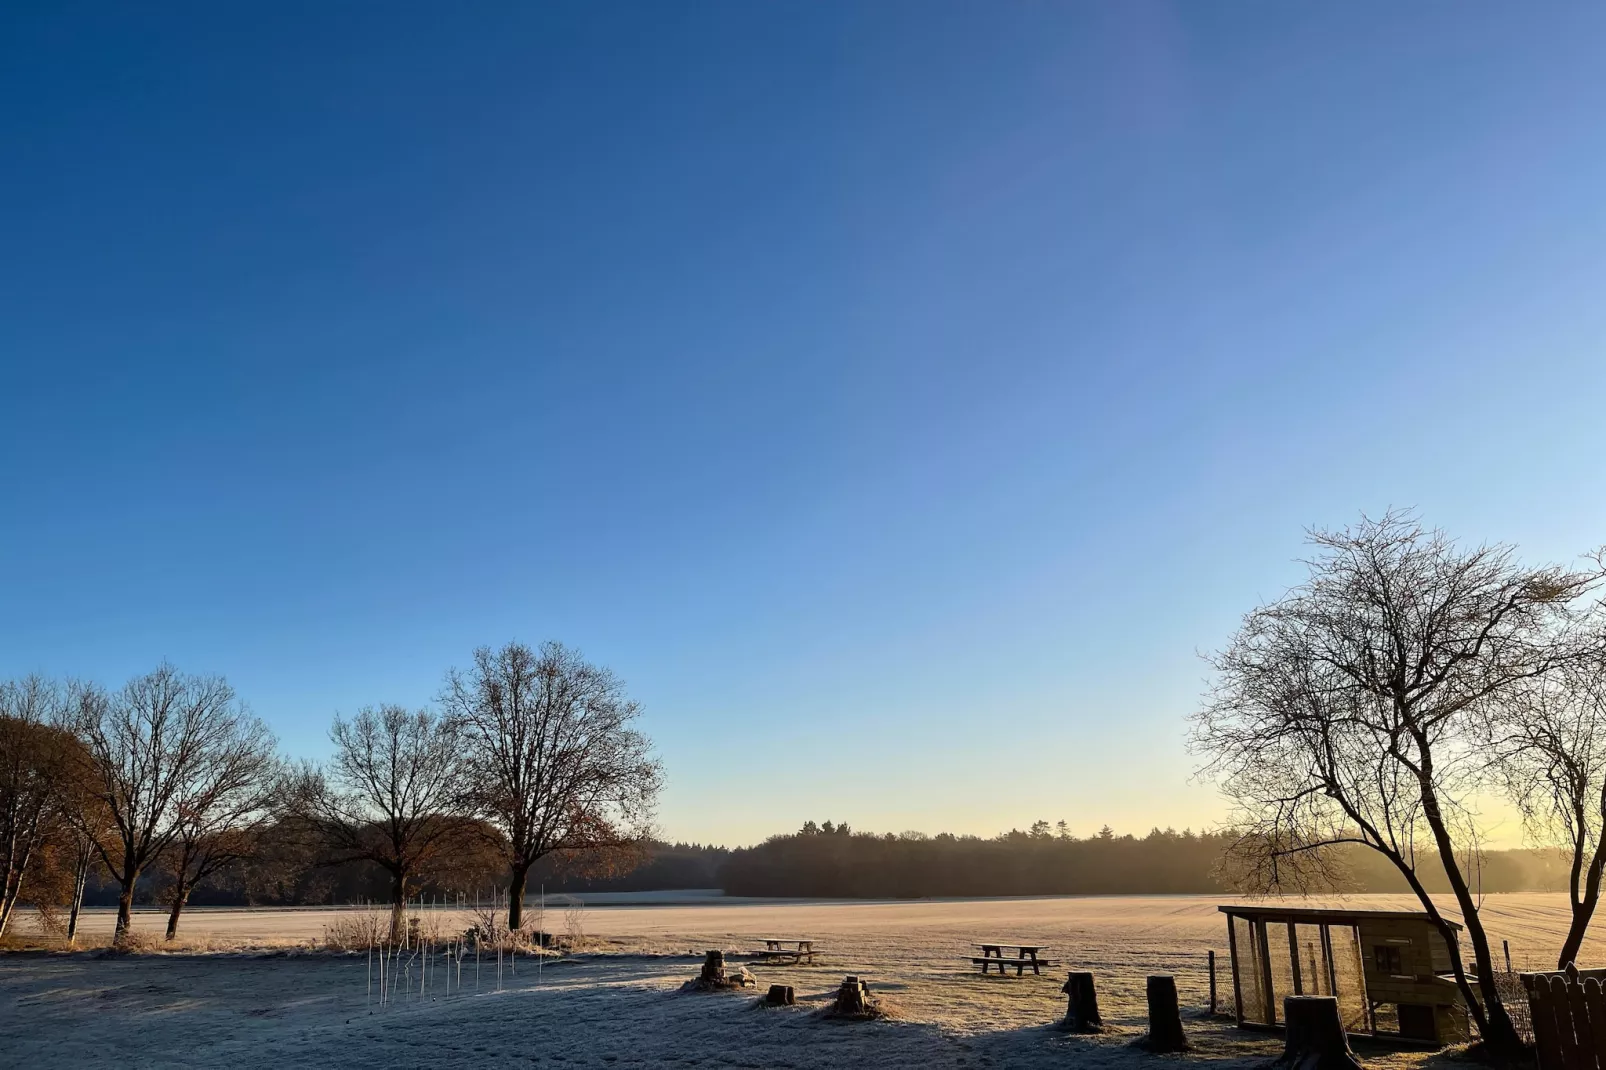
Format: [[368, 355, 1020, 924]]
[[4, 3, 1606, 847]]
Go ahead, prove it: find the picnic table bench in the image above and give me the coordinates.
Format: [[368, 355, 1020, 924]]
[[969, 941, 1057, 976], [748, 938, 818, 965]]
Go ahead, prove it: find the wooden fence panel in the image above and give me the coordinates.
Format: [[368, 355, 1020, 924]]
[[1525, 971, 1606, 1070], [1531, 976, 1567, 1070], [1571, 977, 1600, 1070], [1585, 979, 1606, 1069], [1552, 976, 1585, 1070]]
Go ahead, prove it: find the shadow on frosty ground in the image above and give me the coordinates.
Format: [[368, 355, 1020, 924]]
[[0, 951, 1460, 1070]]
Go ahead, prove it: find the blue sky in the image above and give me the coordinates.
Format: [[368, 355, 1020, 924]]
[[3, 3, 1605, 847]]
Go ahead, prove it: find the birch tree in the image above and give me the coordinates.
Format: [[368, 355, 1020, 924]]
[[0, 677, 78, 937]]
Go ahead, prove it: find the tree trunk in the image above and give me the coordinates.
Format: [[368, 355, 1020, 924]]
[[1271, 996, 1363, 1070], [1136, 974, 1188, 1052], [1417, 772, 1524, 1055], [1061, 971, 1103, 1033], [66, 851, 89, 947], [0, 842, 34, 938], [1362, 830, 1492, 1044], [1559, 837, 1604, 970], [114, 867, 138, 942], [0, 871, 19, 938], [1350, 781, 1497, 1044], [388, 870, 407, 944], [165, 882, 190, 940], [507, 863, 531, 931]]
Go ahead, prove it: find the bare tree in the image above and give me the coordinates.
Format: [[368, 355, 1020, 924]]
[[158, 726, 278, 940], [73, 664, 273, 942], [1192, 513, 1606, 1059], [441, 641, 662, 930], [0, 677, 79, 937], [1482, 660, 1606, 969], [299, 705, 467, 939]]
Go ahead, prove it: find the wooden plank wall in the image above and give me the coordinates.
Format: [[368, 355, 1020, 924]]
[[1356, 918, 1459, 1006]]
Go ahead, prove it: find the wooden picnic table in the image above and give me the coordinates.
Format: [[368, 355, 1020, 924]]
[[970, 941, 1056, 976], [751, 937, 817, 964]]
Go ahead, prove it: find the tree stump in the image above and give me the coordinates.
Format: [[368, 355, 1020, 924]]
[[1061, 972, 1103, 1033], [765, 984, 796, 1006], [698, 950, 726, 987], [833, 975, 874, 1015], [1135, 974, 1189, 1052], [1271, 997, 1363, 1070]]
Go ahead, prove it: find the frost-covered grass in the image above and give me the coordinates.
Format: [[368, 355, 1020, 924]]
[[0, 893, 1595, 1068]]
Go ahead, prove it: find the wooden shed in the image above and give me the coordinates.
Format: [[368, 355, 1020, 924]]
[[1219, 905, 1470, 1046]]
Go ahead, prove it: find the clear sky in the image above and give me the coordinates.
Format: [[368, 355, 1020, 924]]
[[4, 3, 1605, 848]]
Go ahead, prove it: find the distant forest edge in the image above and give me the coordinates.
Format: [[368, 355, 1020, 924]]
[[714, 823, 1572, 899], [86, 821, 1573, 908]]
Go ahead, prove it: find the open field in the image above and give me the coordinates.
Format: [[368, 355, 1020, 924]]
[[1, 893, 1598, 1069]]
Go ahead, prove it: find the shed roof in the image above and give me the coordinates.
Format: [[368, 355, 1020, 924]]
[[1218, 904, 1463, 931]]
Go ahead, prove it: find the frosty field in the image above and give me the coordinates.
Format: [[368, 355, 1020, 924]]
[[0, 893, 1596, 1069]]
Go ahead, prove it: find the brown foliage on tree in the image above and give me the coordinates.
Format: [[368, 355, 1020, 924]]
[[441, 641, 662, 929], [1193, 512, 1606, 1059], [0, 677, 85, 938]]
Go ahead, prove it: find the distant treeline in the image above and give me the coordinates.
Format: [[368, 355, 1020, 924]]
[[1330, 841, 1570, 896], [718, 823, 1235, 898], [80, 834, 730, 908], [713, 820, 1575, 899], [74, 821, 1573, 908], [540, 841, 729, 893]]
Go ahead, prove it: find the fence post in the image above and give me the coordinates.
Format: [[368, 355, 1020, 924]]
[[1208, 950, 1217, 1015]]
